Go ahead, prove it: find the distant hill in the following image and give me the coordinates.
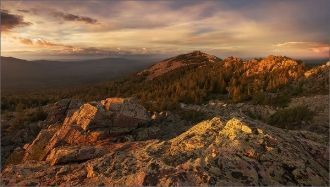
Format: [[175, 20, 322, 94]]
[[138, 51, 222, 80], [1, 56, 160, 91]]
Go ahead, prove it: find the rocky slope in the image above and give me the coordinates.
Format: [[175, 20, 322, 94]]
[[301, 62, 330, 94], [181, 94, 329, 136], [138, 51, 222, 80], [1, 96, 329, 186]]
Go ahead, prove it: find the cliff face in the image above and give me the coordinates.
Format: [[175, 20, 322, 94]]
[[1, 96, 329, 186]]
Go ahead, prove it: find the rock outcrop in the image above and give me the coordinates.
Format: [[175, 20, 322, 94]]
[[301, 62, 330, 94], [1, 116, 328, 186], [1, 99, 82, 168], [3, 97, 150, 167]]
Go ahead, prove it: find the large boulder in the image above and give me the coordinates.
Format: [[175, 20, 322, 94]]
[[5, 97, 151, 166], [64, 98, 150, 133], [101, 97, 150, 120], [101, 97, 151, 134]]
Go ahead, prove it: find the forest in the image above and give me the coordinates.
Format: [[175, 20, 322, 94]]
[[2, 57, 327, 114]]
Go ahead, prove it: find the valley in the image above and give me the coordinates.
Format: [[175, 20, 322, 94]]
[[1, 56, 160, 90]]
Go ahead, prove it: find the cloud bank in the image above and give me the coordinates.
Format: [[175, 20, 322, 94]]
[[1, 0, 329, 59]]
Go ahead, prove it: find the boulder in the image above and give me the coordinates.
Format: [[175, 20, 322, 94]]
[[43, 99, 82, 125], [64, 102, 111, 131], [101, 97, 151, 134], [101, 97, 150, 121], [16, 97, 150, 164], [64, 98, 150, 134]]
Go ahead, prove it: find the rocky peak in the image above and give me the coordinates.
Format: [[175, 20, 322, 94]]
[[224, 56, 242, 61], [191, 50, 204, 56], [223, 56, 243, 67], [242, 55, 305, 78], [173, 50, 221, 63], [138, 51, 222, 80], [304, 61, 330, 78]]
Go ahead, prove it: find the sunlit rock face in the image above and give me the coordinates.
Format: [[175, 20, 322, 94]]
[[2, 113, 328, 186]]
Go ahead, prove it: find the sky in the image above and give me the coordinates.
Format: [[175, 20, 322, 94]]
[[1, 0, 329, 60]]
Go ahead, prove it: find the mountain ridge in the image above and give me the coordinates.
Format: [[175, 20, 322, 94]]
[[1, 51, 329, 186]]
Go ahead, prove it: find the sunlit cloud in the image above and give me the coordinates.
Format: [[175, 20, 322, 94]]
[[1, 0, 329, 59], [274, 41, 329, 58]]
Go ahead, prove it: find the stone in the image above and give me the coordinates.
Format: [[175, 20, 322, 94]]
[[65, 103, 110, 131], [46, 146, 106, 166], [43, 99, 82, 125], [101, 97, 150, 121], [22, 128, 58, 162]]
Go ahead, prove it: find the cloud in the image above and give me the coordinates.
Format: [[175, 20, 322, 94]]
[[16, 37, 75, 48], [2, 0, 329, 59], [14, 37, 146, 56], [275, 41, 329, 51], [17, 9, 30, 13], [0, 9, 31, 31], [52, 11, 98, 24], [18, 37, 33, 45], [14, 7, 98, 24], [273, 41, 329, 57]]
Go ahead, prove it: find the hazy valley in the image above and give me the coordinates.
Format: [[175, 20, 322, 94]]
[[1, 56, 160, 90]]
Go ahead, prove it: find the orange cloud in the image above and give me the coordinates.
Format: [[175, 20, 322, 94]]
[[19, 37, 33, 45], [275, 41, 329, 56]]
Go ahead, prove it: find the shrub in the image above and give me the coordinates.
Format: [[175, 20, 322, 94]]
[[252, 92, 291, 107], [268, 105, 314, 129], [4, 148, 24, 166], [26, 108, 48, 123], [7, 108, 47, 133], [269, 94, 291, 107]]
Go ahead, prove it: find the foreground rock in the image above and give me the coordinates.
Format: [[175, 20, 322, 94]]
[[4, 97, 150, 167], [1, 99, 82, 168], [1, 115, 328, 186]]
